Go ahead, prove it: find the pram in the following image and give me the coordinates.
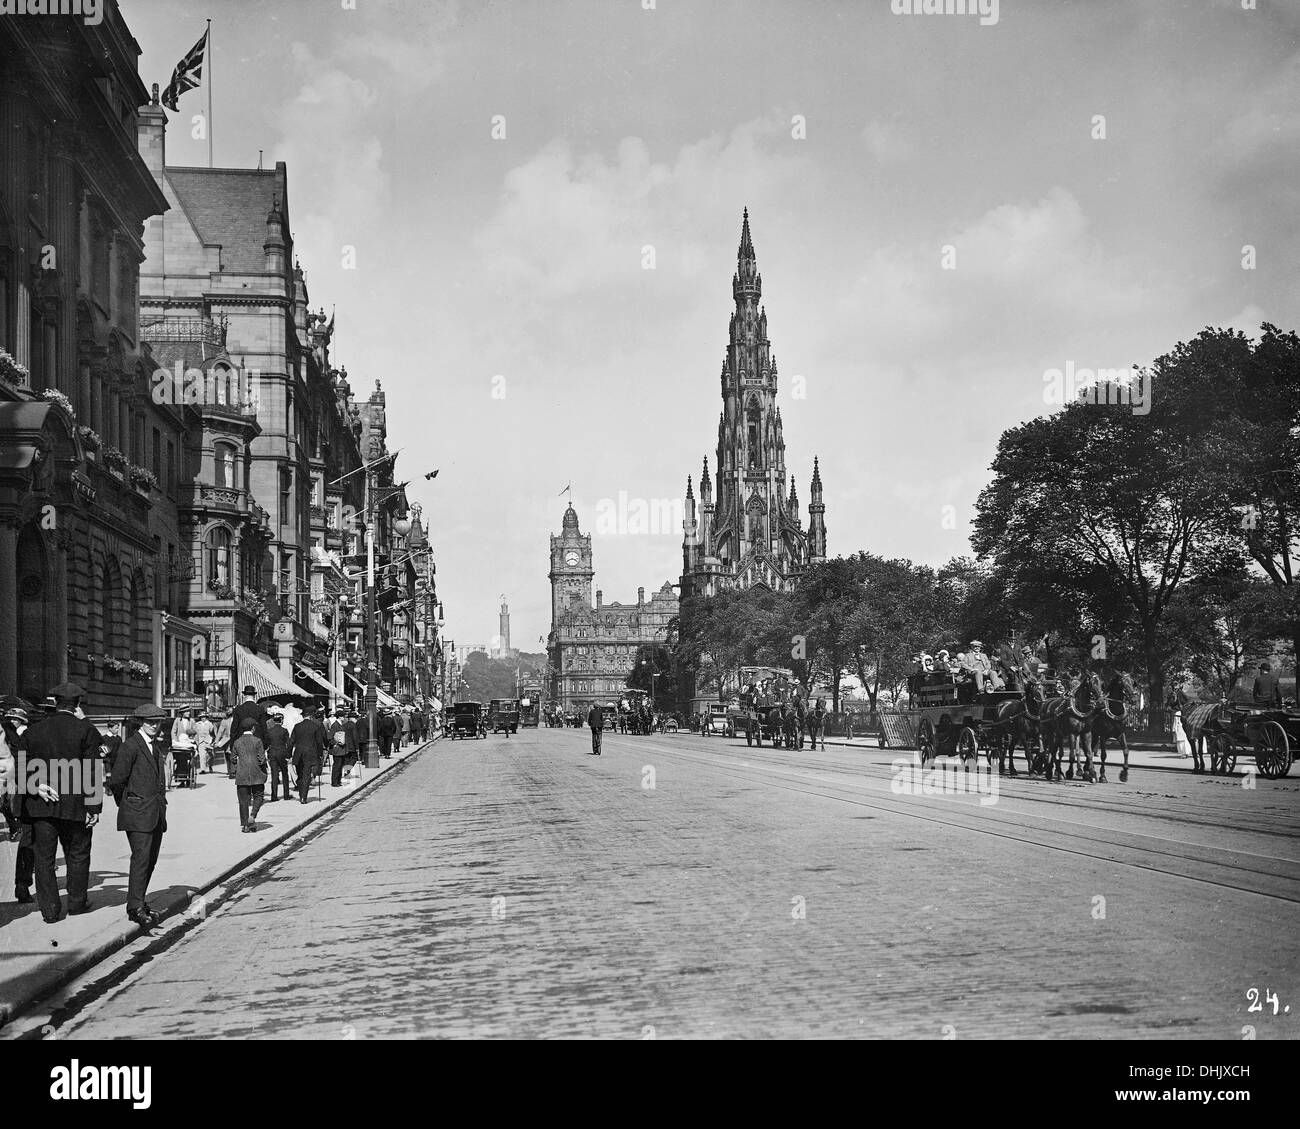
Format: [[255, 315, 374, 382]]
[[171, 744, 197, 788]]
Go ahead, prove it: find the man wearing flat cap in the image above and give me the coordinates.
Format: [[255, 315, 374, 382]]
[[20, 683, 103, 923], [108, 704, 170, 928]]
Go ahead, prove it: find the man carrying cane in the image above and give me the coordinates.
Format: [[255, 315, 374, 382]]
[[108, 704, 169, 928]]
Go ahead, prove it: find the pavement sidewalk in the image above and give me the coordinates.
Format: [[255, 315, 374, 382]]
[[0, 735, 438, 1028]]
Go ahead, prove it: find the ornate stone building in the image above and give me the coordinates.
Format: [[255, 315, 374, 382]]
[[680, 210, 826, 600], [0, 3, 185, 713], [547, 503, 678, 714]]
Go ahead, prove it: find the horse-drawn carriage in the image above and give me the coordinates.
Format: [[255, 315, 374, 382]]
[[729, 666, 806, 748], [1182, 702, 1295, 778], [892, 663, 1137, 783], [910, 672, 1025, 768]]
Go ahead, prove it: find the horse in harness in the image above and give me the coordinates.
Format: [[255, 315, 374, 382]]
[[1039, 671, 1104, 781], [1091, 671, 1137, 782]]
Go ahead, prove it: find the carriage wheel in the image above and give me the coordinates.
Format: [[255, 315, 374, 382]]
[[1211, 733, 1236, 775], [917, 718, 936, 764], [956, 726, 978, 768], [1251, 721, 1291, 779]]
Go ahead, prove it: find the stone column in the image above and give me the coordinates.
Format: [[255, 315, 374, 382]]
[[0, 521, 17, 694], [51, 531, 69, 685]]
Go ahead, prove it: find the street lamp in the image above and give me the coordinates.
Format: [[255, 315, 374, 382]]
[[651, 671, 661, 712]]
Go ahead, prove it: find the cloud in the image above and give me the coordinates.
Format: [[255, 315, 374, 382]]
[[861, 119, 916, 164], [472, 117, 818, 361]]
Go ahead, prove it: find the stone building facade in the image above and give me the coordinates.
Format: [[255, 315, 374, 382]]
[[547, 503, 678, 714], [0, 3, 185, 714]]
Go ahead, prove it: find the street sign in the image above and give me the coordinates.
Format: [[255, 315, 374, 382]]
[[162, 692, 206, 710]]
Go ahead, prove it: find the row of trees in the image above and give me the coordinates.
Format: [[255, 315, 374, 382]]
[[667, 324, 1299, 729]]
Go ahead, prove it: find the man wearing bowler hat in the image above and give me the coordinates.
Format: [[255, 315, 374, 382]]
[[230, 685, 268, 778], [108, 704, 169, 927], [19, 683, 103, 923], [290, 702, 327, 803]]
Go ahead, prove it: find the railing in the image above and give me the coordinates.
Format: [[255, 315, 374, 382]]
[[140, 316, 228, 349]]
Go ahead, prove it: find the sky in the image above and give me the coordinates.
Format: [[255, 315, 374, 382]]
[[123, 0, 1300, 653]]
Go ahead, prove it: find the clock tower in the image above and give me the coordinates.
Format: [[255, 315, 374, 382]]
[[549, 503, 593, 622]]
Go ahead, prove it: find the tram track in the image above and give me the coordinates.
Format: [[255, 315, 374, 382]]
[[600, 732, 1300, 904], [648, 734, 1300, 841]]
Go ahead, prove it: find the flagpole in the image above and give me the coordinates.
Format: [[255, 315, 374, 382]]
[[205, 18, 213, 168]]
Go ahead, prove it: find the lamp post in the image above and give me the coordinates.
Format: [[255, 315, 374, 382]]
[[651, 671, 661, 713]]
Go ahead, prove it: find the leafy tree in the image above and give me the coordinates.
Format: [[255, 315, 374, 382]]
[[844, 555, 943, 713], [1158, 325, 1300, 667], [972, 379, 1239, 729]]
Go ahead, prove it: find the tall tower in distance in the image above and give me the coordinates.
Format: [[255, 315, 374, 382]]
[[496, 596, 512, 660]]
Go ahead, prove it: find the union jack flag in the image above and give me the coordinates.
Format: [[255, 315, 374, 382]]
[[161, 29, 208, 111]]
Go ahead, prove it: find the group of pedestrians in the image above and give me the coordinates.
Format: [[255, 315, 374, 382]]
[[0, 682, 435, 931]]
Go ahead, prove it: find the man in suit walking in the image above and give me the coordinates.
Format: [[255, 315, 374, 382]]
[[331, 708, 358, 787], [230, 686, 268, 757], [586, 703, 603, 755], [108, 704, 169, 928], [290, 705, 328, 803], [231, 718, 267, 832], [264, 708, 292, 802], [19, 683, 103, 924], [378, 708, 398, 759]]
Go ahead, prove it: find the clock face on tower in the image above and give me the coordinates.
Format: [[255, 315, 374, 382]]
[[565, 552, 580, 567]]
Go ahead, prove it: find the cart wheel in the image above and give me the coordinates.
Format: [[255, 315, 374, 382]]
[[1211, 732, 1236, 775], [917, 718, 936, 765], [1251, 721, 1290, 778], [957, 726, 978, 767]]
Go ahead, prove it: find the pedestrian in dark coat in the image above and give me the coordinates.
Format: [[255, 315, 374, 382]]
[[586, 703, 603, 755], [377, 710, 398, 758], [230, 686, 269, 750], [19, 684, 103, 923], [232, 718, 267, 831], [264, 712, 292, 801], [1, 699, 36, 905], [290, 707, 327, 803], [108, 703, 169, 927], [331, 711, 358, 786]]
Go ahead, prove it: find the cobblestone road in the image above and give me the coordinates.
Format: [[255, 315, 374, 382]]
[[47, 729, 1300, 1039]]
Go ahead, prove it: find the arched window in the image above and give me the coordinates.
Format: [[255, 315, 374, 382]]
[[746, 398, 761, 468], [211, 364, 237, 406], [215, 442, 236, 489], [207, 527, 232, 589]]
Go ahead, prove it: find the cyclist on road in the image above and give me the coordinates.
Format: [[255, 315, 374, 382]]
[[586, 703, 603, 756]]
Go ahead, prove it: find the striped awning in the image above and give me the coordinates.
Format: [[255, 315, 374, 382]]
[[295, 663, 346, 698], [343, 670, 401, 708], [236, 644, 312, 700]]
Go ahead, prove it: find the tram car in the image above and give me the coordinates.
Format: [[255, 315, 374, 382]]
[[519, 684, 543, 728]]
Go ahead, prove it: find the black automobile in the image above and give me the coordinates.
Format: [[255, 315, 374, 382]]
[[489, 698, 520, 736], [450, 701, 486, 740]]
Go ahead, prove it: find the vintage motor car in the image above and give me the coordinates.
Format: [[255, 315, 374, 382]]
[[489, 697, 520, 736], [450, 701, 486, 740]]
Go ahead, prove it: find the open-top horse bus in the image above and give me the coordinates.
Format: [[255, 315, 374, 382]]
[[728, 665, 796, 747]]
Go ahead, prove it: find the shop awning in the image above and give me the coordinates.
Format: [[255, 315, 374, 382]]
[[343, 670, 401, 709], [236, 644, 312, 700], [294, 663, 346, 698]]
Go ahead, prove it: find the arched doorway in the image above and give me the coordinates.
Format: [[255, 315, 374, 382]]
[[16, 523, 56, 702]]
